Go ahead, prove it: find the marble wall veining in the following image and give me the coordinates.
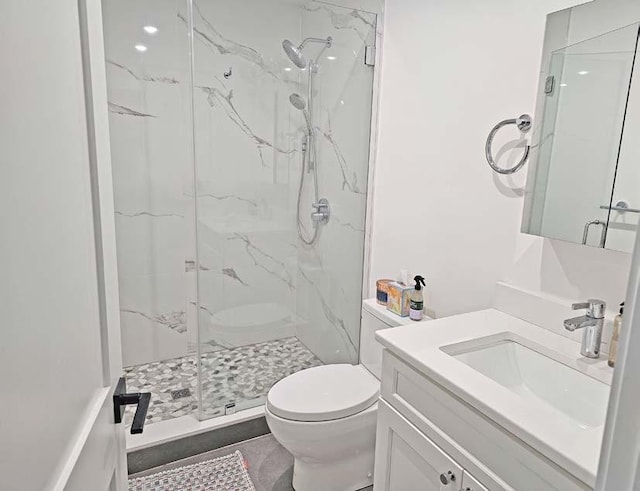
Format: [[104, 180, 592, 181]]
[[191, 0, 376, 371], [104, 0, 377, 415], [190, 0, 301, 376], [103, 0, 196, 367], [295, 3, 376, 364]]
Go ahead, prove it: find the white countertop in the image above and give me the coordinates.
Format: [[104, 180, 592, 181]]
[[376, 308, 613, 487]]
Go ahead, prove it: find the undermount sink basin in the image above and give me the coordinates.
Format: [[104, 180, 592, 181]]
[[442, 334, 610, 429]]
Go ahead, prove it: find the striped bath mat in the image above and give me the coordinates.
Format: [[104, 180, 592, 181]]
[[128, 450, 255, 491]]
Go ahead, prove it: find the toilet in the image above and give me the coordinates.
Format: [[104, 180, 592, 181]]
[[265, 299, 423, 491]]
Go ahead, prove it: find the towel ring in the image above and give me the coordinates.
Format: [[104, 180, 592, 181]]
[[485, 114, 532, 175]]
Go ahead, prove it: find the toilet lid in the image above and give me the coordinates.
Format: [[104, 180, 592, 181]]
[[267, 364, 379, 422]]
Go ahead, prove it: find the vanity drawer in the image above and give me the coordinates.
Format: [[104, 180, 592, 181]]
[[380, 349, 590, 491]]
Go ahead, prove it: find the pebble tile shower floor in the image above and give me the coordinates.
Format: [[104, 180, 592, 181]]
[[124, 337, 322, 424]]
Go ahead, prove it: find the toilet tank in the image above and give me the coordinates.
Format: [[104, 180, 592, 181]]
[[360, 299, 419, 379]]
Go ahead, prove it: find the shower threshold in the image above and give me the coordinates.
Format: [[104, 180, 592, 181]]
[[126, 405, 265, 453]]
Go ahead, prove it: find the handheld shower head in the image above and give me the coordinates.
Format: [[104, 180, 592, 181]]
[[282, 39, 307, 69], [289, 93, 306, 111], [289, 93, 313, 135]]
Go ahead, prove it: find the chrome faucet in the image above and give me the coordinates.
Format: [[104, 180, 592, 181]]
[[563, 299, 606, 358]]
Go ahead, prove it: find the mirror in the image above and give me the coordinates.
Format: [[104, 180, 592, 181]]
[[522, 2, 640, 253]]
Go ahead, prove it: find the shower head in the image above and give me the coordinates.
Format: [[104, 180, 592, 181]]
[[282, 37, 332, 69], [289, 93, 306, 111], [282, 39, 307, 69], [289, 93, 313, 135]]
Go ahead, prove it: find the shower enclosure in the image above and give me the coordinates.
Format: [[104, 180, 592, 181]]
[[103, 0, 377, 425]]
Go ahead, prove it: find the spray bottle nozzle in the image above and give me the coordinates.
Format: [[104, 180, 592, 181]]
[[414, 275, 426, 290]]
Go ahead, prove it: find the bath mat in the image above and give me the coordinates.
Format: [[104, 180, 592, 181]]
[[128, 450, 255, 491]]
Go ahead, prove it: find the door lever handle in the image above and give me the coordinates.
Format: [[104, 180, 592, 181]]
[[113, 377, 151, 434]]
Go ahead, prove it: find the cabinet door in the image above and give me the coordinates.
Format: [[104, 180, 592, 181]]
[[462, 470, 489, 491], [375, 400, 463, 490]]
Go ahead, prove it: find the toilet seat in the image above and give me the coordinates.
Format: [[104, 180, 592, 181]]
[[267, 364, 379, 422]]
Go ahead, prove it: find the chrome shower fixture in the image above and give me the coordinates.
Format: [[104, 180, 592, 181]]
[[282, 36, 332, 69], [284, 36, 332, 246], [288, 93, 306, 111], [282, 40, 306, 69], [288, 93, 313, 135]]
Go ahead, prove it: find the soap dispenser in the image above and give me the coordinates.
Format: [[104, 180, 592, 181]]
[[409, 275, 426, 321]]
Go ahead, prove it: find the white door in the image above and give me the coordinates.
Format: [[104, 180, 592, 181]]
[[374, 400, 463, 490], [0, 0, 129, 490]]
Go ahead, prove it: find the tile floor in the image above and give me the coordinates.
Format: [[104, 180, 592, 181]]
[[124, 337, 322, 424], [129, 434, 373, 491]]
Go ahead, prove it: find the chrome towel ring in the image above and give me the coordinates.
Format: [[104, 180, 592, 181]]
[[485, 114, 532, 175]]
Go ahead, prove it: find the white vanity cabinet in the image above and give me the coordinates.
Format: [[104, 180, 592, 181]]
[[461, 471, 489, 491], [374, 349, 592, 491], [375, 399, 486, 490]]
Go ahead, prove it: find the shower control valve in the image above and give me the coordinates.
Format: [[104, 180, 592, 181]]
[[311, 198, 330, 224]]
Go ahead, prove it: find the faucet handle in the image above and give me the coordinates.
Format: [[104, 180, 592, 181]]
[[571, 301, 591, 311], [572, 299, 606, 318]]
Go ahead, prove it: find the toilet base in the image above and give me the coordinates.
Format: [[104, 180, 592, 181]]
[[292, 448, 374, 491]]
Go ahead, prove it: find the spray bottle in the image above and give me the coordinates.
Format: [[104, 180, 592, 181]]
[[410, 275, 426, 321]]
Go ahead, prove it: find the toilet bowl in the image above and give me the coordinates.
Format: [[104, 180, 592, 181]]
[[266, 364, 378, 491], [265, 300, 427, 491]]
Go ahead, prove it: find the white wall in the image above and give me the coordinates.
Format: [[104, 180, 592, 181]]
[[370, 0, 632, 318], [1, 1, 107, 488]]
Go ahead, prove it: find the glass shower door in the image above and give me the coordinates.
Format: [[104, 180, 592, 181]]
[[191, 0, 377, 420], [295, 1, 377, 365], [103, 0, 200, 425]]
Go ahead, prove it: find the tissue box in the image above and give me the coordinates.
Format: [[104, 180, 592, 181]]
[[386, 282, 412, 317], [376, 279, 394, 305]]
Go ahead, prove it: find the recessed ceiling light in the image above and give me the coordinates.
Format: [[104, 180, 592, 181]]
[[327, 56, 337, 60], [560, 83, 568, 87], [284, 67, 292, 72], [578, 70, 589, 75], [143, 26, 158, 34], [135, 44, 148, 52]]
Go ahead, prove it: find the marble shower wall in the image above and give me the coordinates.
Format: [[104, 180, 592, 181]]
[[103, 0, 196, 367], [191, 0, 301, 360], [192, 0, 376, 366], [104, 0, 376, 372], [294, 4, 376, 363]]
